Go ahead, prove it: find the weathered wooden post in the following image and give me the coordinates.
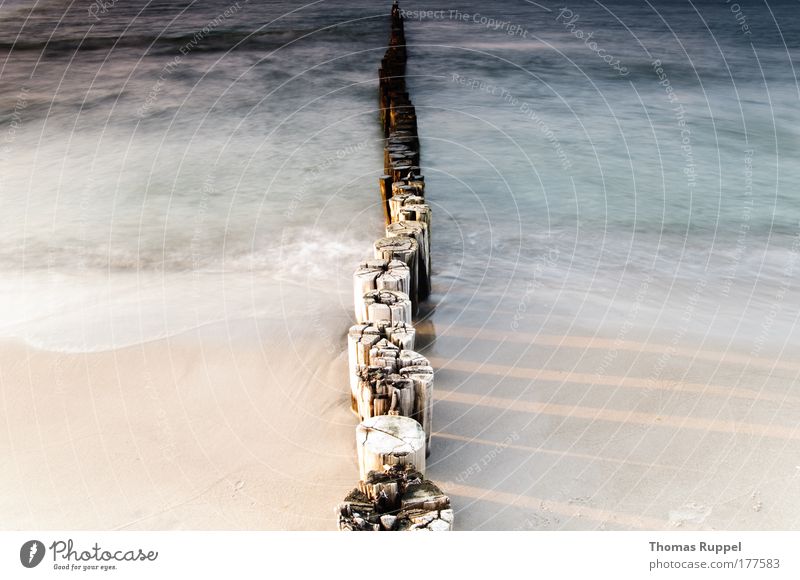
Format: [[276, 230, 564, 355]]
[[398, 203, 431, 255], [386, 220, 429, 300], [347, 322, 417, 411], [352, 363, 432, 447], [399, 365, 434, 451], [382, 321, 416, 350], [337, 464, 454, 531], [398, 349, 430, 369], [353, 259, 411, 321], [357, 289, 412, 325], [356, 414, 426, 480], [350, 342, 429, 388], [355, 368, 415, 422], [378, 175, 393, 223], [374, 236, 419, 308], [347, 324, 382, 410], [389, 193, 425, 222]]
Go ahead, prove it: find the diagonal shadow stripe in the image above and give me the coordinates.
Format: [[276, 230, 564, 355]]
[[446, 481, 681, 530], [432, 326, 800, 373], [435, 390, 800, 441], [434, 431, 707, 474], [427, 356, 800, 405]]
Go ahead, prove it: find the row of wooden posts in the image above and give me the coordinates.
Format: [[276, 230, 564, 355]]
[[335, 1, 454, 531]]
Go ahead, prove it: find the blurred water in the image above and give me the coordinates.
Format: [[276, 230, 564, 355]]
[[0, 0, 798, 351]]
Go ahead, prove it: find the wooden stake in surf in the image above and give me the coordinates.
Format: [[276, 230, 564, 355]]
[[374, 236, 419, 310], [358, 289, 412, 325], [352, 258, 411, 321], [386, 220, 429, 300]]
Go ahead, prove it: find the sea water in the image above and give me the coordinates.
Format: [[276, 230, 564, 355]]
[[0, 0, 798, 354]]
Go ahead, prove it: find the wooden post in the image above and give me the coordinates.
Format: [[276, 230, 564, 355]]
[[398, 349, 429, 369], [355, 369, 416, 423], [405, 175, 425, 195], [343, 350, 431, 437], [388, 193, 425, 223], [386, 220, 429, 301], [358, 289, 412, 325], [356, 414, 426, 480], [353, 260, 383, 321], [337, 464, 453, 531], [399, 481, 454, 530], [391, 175, 424, 196], [398, 203, 431, 245], [382, 320, 415, 350], [353, 259, 411, 321], [399, 365, 433, 453], [353, 363, 431, 442], [368, 338, 400, 371], [374, 236, 418, 309], [347, 321, 419, 412], [389, 193, 412, 222], [347, 324, 382, 411], [378, 175, 393, 223], [348, 322, 416, 386], [377, 259, 411, 295]]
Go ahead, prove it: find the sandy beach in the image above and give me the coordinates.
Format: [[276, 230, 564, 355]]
[[0, 319, 356, 530], [3, 290, 798, 530]]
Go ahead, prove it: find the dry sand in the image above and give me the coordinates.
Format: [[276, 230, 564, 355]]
[[0, 317, 356, 530]]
